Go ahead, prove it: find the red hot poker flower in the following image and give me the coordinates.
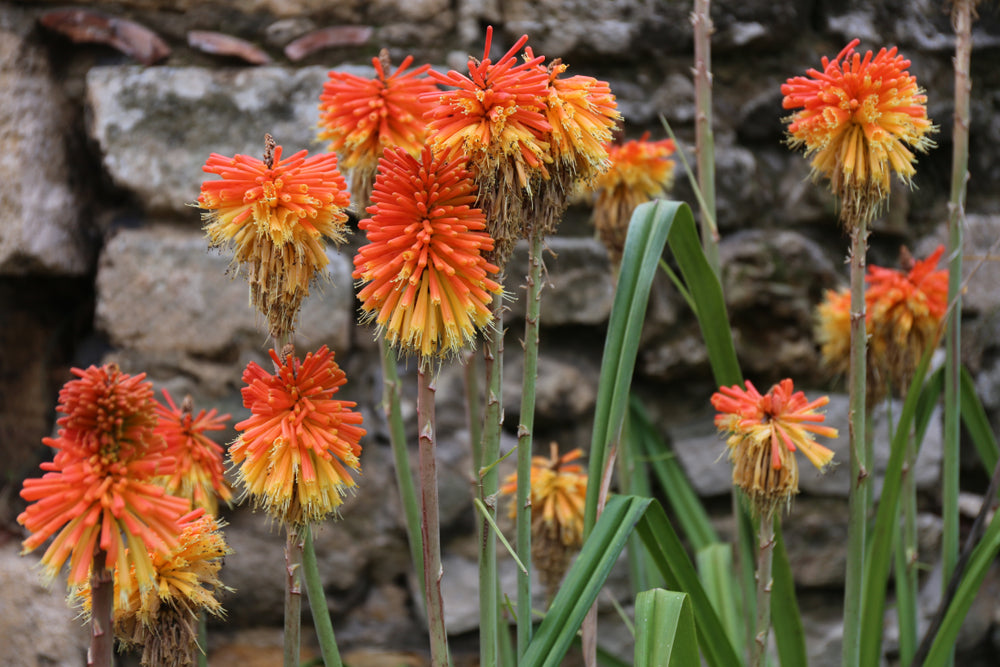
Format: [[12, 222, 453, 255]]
[[199, 139, 351, 340], [18, 365, 190, 597], [318, 51, 438, 205], [712, 379, 837, 514], [229, 345, 366, 525], [353, 146, 502, 359], [782, 39, 934, 225], [154, 389, 232, 516]]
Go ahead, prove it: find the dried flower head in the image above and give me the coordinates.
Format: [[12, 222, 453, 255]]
[[229, 345, 365, 526], [199, 136, 351, 341], [425, 26, 551, 267], [866, 245, 948, 393], [354, 146, 502, 359], [18, 364, 190, 599], [318, 50, 438, 207], [815, 287, 852, 377], [590, 134, 676, 266], [154, 389, 232, 516], [76, 510, 232, 667], [782, 39, 935, 226], [712, 379, 837, 515], [500, 444, 587, 599]]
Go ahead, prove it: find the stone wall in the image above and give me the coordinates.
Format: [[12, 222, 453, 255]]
[[4, 1, 1000, 665]]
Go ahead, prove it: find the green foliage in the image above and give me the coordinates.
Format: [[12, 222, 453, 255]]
[[634, 590, 699, 666]]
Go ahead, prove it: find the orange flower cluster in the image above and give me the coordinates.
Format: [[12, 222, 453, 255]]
[[318, 51, 438, 206], [782, 39, 934, 226], [590, 135, 676, 265], [229, 346, 365, 525], [77, 510, 231, 667], [712, 379, 837, 515], [154, 389, 232, 516], [18, 365, 190, 597], [817, 246, 948, 397], [425, 27, 552, 266], [199, 139, 351, 341], [354, 146, 502, 359], [500, 445, 588, 598]]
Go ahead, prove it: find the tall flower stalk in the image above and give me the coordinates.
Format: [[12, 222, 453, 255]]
[[18, 364, 191, 667], [944, 3, 976, 644], [782, 40, 934, 664], [354, 145, 502, 664], [199, 137, 358, 666], [712, 379, 837, 666]]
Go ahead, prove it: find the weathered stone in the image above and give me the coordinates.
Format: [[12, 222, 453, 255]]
[[0, 6, 90, 275], [95, 225, 353, 356], [85, 65, 370, 216], [505, 237, 614, 327], [0, 543, 89, 667]]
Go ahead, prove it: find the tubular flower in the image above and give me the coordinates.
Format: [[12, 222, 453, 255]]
[[590, 134, 676, 266], [353, 146, 502, 359], [154, 389, 232, 516], [526, 48, 621, 237], [781, 39, 935, 227], [814, 287, 852, 377], [712, 379, 838, 515], [229, 345, 366, 526], [500, 445, 587, 599], [866, 245, 948, 393], [76, 510, 232, 667], [198, 137, 352, 341], [318, 50, 438, 207], [17, 364, 190, 599], [425, 26, 552, 267]]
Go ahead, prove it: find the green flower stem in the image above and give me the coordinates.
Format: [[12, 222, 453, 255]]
[[842, 216, 870, 667], [303, 524, 343, 667], [943, 1, 974, 643], [516, 229, 545, 656], [381, 338, 425, 598], [417, 364, 451, 667], [894, 423, 919, 666], [284, 524, 303, 667], [691, 0, 720, 277], [88, 549, 113, 667], [479, 290, 505, 667], [751, 512, 775, 667]]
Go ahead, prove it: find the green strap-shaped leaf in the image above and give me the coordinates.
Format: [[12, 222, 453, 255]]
[[922, 508, 1000, 666], [522, 496, 741, 667], [635, 590, 699, 666], [960, 365, 1000, 472], [696, 544, 743, 656], [772, 522, 807, 666], [522, 495, 652, 667], [858, 350, 934, 664]]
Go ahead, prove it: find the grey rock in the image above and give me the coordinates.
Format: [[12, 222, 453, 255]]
[[922, 214, 1000, 317], [0, 543, 89, 667], [0, 7, 90, 275], [95, 225, 353, 356], [505, 237, 614, 326], [86, 65, 371, 216]]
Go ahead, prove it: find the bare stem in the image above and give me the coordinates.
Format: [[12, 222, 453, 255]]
[[418, 364, 450, 667], [943, 1, 975, 636], [283, 524, 303, 667], [516, 229, 545, 656], [88, 549, 114, 667], [751, 513, 775, 667], [479, 290, 504, 667], [692, 0, 720, 276], [842, 215, 869, 667]]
